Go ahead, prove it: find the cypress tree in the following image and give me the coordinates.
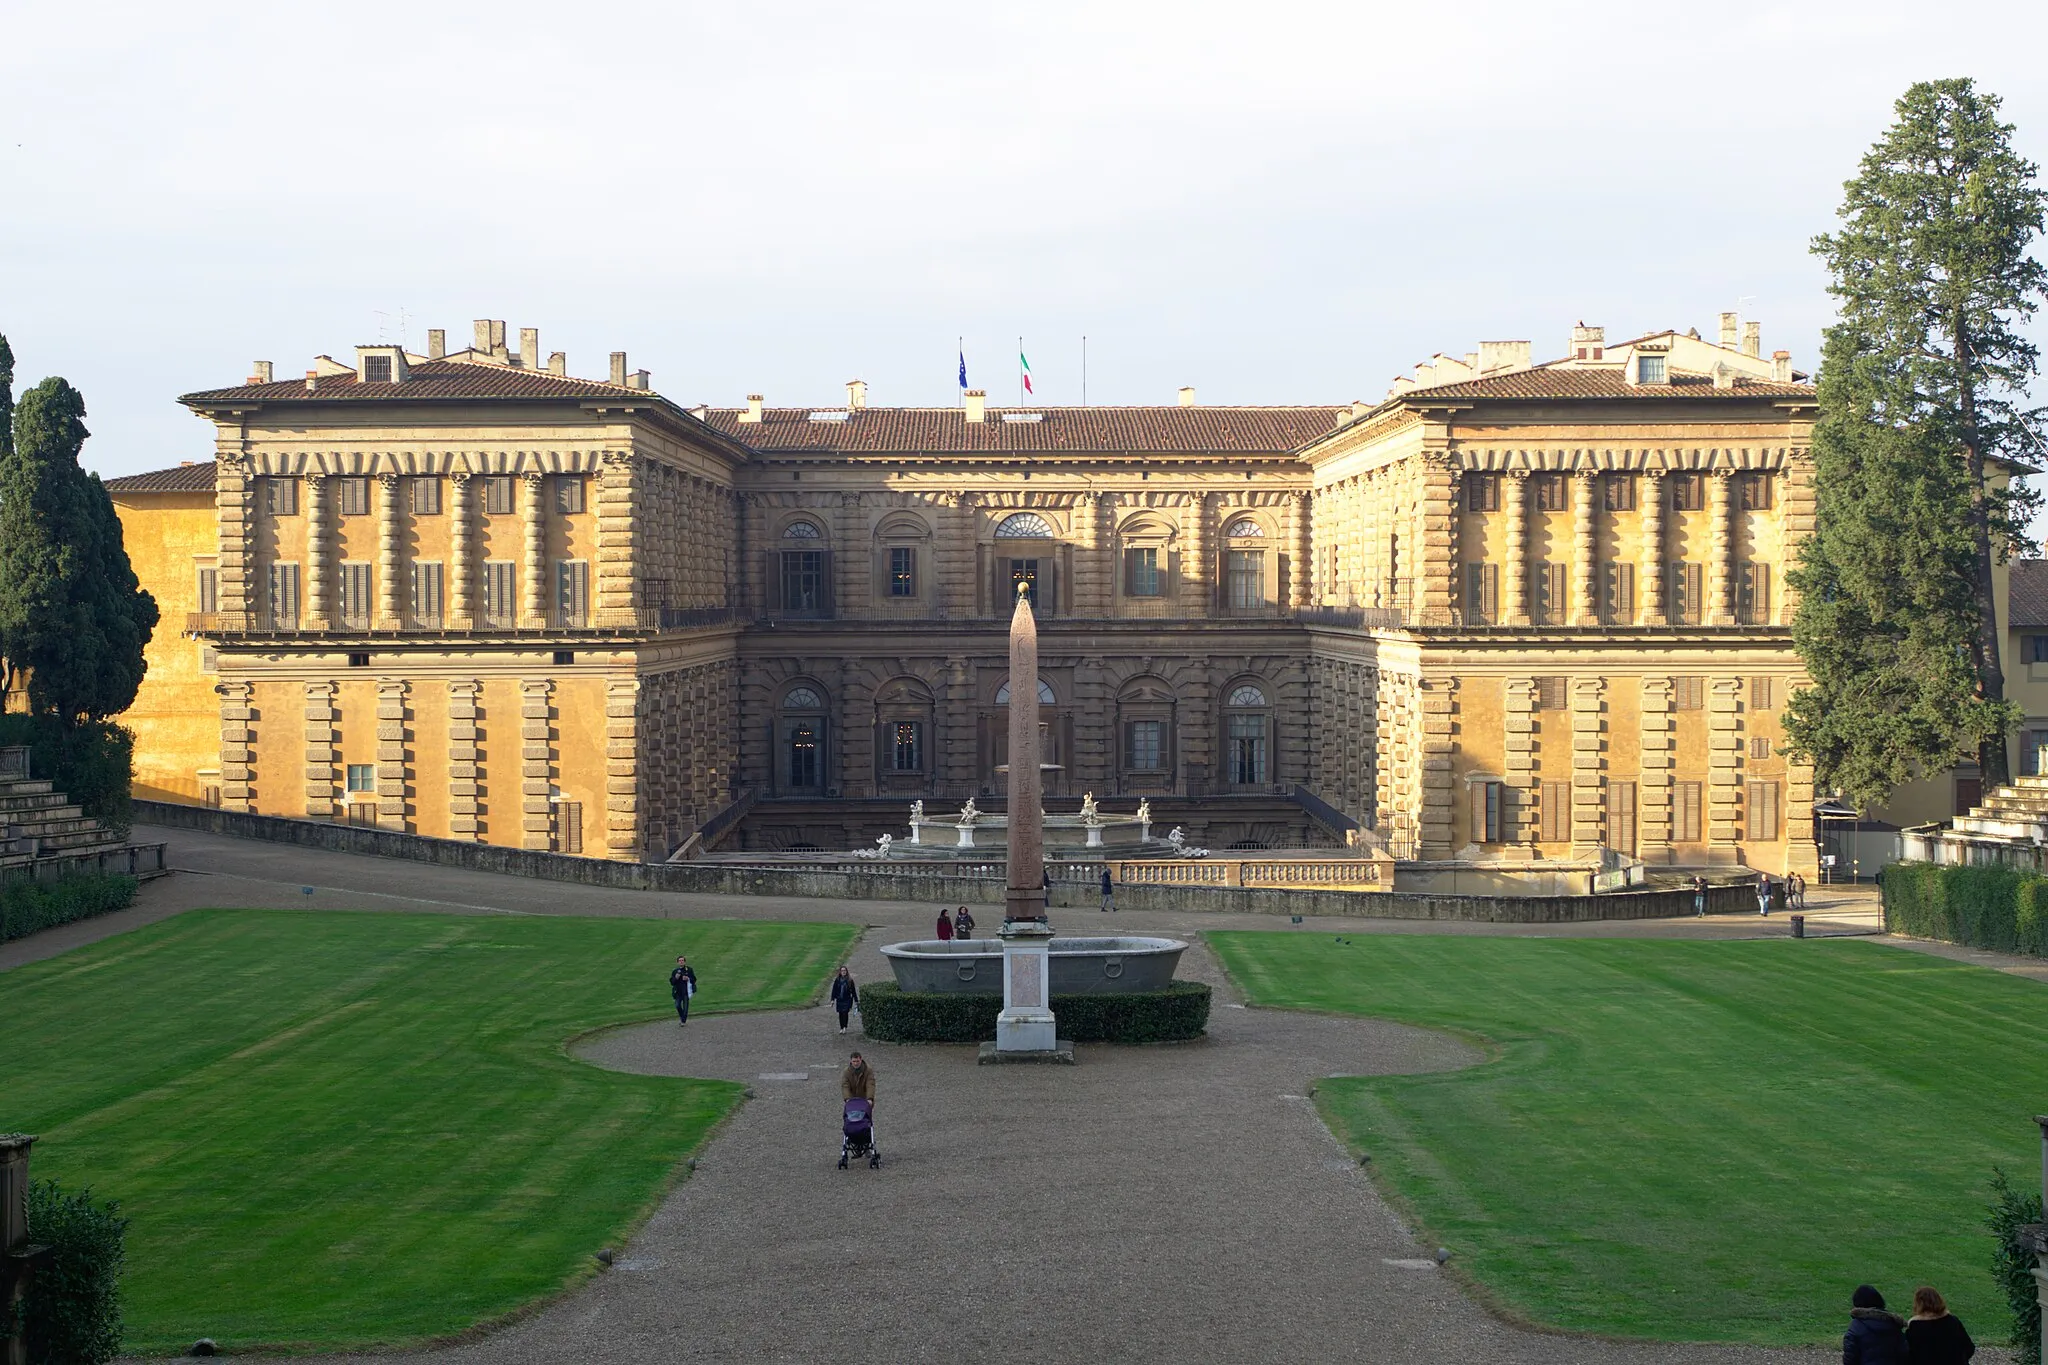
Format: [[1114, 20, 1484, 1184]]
[[1786, 79, 2047, 806]]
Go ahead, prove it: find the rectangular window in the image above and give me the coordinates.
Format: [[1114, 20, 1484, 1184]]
[[1674, 781, 1704, 843], [1749, 736, 1773, 759], [483, 475, 515, 516], [891, 721, 923, 772], [1227, 550, 1266, 609], [1603, 475, 1636, 512], [1538, 780, 1571, 844], [1668, 561, 1703, 623], [362, 354, 393, 383], [1670, 473, 1705, 512], [554, 476, 585, 516], [196, 565, 219, 616], [1465, 563, 1498, 623], [2022, 732, 2048, 777], [1126, 720, 1165, 771], [267, 563, 300, 627], [1125, 547, 1162, 597], [1608, 780, 1637, 855], [888, 547, 918, 598], [555, 560, 589, 627], [1601, 562, 1635, 620], [262, 477, 298, 516], [1739, 472, 1775, 511], [780, 551, 827, 615], [339, 562, 372, 625], [412, 562, 444, 626], [337, 477, 370, 518], [2031, 637, 2048, 664], [1637, 354, 1666, 384], [345, 763, 376, 794], [1227, 713, 1268, 785], [1673, 676, 1705, 711], [1463, 474, 1498, 513], [551, 801, 584, 855], [482, 561, 517, 626], [1746, 780, 1782, 842], [1737, 563, 1771, 623], [1534, 676, 1568, 712], [1751, 676, 1778, 712], [1534, 561, 1568, 623], [1470, 780, 1504, 843], [1532, 473, 1568, 512], [409, 477, 442, 515]]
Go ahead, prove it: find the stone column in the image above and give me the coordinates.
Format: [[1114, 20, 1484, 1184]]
[[1504, 471, 1531, 625], [216, 454, 254, 628], [1639, 469, 1667, 626], [521, 471, 548, 628], [1707, 469, 1735, 626], [375, 679, 408, 831], [1290, 489, 1313, 610], [606, 674, 642, 861], [1708, 676, 1743, 858], [1638, 677, 1674, 864], [447, 679, 482, 840], [1571, 676, 1606, 854], [1571, 469, 1599, 626], [1419, 455, 1460, 626], [1780, 455, 1816, 619], [218, 680, 255, 813], [1502, 678, 1536, 854], [837, 491, 864, 618], [1185, 492, 1212, 617], [1417, 675, 1457, 857], [520, 678, 555, 850], [1076, 491, 1104, 616], [304, 680, 338, 820], [448, 471, 476, 629], [596, 453, 639, 627], [375, 473, 403, 630], [305, 474, 333, 628]]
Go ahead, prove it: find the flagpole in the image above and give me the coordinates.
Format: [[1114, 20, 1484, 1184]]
[[1018, 335, 1024, 406], [1082, 335, 1087, 407]]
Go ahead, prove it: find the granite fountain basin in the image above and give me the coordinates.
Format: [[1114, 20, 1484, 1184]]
[[880, 936, 1187, 995]]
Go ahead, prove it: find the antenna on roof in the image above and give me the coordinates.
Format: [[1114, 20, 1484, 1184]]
[[1081, 335, 1088, 407], [373, 308, 412, 349]]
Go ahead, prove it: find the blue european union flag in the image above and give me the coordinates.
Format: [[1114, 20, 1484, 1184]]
[[958, 347, 968, 391]]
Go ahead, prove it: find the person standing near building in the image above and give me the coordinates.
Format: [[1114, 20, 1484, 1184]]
[[953, 905, 975, 940], [829, 966, 858, 1034], [935, 907, 954, 942], [1693, 875, 1708, 918], [1756, 876, 1773, 917], [669, 955, 697, 1027], [1100, 866, 1115, 913]]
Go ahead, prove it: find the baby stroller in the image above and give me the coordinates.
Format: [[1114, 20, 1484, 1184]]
[[838, 1097, 879, 1169]]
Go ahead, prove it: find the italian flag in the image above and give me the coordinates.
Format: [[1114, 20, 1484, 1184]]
[[1019, 345, 1034, 396]]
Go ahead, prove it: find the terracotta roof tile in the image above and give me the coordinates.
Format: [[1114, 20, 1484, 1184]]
[[1394, 368, 1816, 404], [696, 406, 1346, 456], [2010, 560, 2048, 630], [104, 461, 217, 493], [180, 360, 660, 406]]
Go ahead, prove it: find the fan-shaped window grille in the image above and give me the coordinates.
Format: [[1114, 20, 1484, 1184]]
[[782, 686, 825, 709], [994, 512, 1055, 539], [994, 680, 1057, 704], [1226, 685, 1268, 707], [783, 521, 823, 539], [1225, 519, 1265, 537]]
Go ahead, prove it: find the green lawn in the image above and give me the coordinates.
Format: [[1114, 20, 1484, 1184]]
[[3, 909, 854, 1354], [1208, 931, 2048, 1345]]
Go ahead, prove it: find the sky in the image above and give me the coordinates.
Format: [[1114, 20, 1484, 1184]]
[[2, 0, 2046, 484]]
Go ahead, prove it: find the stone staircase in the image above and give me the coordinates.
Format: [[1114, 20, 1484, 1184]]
[[0, 748, 129, 869], [1949, 775, 2048, 843]]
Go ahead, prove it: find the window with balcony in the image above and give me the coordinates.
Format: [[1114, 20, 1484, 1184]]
[[1125, 546, 1162, 597], [1737, 563, 1771, 624], [1667, 560, 1704, 623], [338, 563, 372, 627], [888, 546, 917, 597]]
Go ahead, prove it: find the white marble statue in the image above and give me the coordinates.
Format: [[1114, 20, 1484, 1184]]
[[957, 797, 981, 826], [852, 832, 894, 860], [910, 799, 924, 826], [1079, 791, 1101, 825], [1136, 798, 1152, 826], [1163, 825, 1211, 857]]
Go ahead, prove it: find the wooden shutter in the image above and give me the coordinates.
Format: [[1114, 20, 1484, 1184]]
[[1746, 781, 1781, 842], [1470, 781, 1491, 843], [1539, 780, 1570, 843], [1608, 781, 1637, 855], [1675, 782, 1703, 842]]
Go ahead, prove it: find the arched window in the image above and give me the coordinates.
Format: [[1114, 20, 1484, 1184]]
[[1225, 518, 1265, 537], [778, 684, 828, 792], [994, 512, 1055, 538], [994, 679, 1057, 705], [783, 521, 823, 539], [775, 524, 829, 616], [1225, 520, 1269, 611], [1225, 682, 1271, 787], [783, 685, 824, 709]]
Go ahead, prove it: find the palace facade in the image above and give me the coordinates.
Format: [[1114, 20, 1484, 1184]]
[[108, 315, 1835, 873]]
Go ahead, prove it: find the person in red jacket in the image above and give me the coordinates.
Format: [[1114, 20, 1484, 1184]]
[[934, 907, 954, 941]]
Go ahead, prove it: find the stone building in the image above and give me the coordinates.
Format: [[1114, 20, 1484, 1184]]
[[107, 314, 1828, 873]]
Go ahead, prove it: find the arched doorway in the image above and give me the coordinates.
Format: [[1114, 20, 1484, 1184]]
[[775, 682, 829, 794]]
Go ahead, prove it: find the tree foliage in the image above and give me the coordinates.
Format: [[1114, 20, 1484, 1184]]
[[0, 348, 159, 722], [1787, 79, 2047, 805]]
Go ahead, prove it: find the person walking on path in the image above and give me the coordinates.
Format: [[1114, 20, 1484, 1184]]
[[1840, 1284, 1908, 1364], [934, 908, 954, 942], [1100, 866, 1116, 913], [840, 1052, 876, 1102], [1792, 871, 1807, 909], [953, 906, 975, 940], [1693, 875, 1708, 918], [829, 966, 859, 1035], [668, 955, 697, 1027], [1756, 875, 1773, 917], [1902, 1286, 1974, 1364]]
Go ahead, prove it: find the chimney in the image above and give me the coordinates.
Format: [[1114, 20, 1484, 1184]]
[[1742, 322, 1761, 358], [964, 389, 986, 423], [491, 321, 508, 363], [627, 370, 650, 390], [305, 370, 318, 393], [1478, 340, 1532, 375], [1712, 364, 1736, 390], [1771, 350, 1793, 382], [473, 320, 493, 353], [1350, 400, 1371, 418], [427, 329, 446, 359], [1570, 323, 1605, 362], [250, 360, 273, 384], [609, 352, 628, 386], [548, 352, 566, 375], [741, 394, 764, 424], [846, 379, 868, 410], [519, 328, 539, 370], [1719, 312, 1739, 349], [1178, 386, 1196, 407]]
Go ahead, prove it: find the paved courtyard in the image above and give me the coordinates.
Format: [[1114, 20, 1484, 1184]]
[[6, 829, 1975, 1363]]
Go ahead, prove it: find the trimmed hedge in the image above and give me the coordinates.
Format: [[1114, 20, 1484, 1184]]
[[1988, 1168, 2044, 1365], [858, 980, 1211, 1044], [0, 873, 138, 943], [14, 1178, 128, 1365], [1879, 861, 2048, 956]]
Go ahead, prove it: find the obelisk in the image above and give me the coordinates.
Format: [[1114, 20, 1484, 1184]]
[[995, 581, 1058, 1053]]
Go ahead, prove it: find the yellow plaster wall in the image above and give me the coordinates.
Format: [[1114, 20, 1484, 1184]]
[[478, 678, 526, 844], [554, 674, 608, 852], [250, 679, 302, 816], [408, 685, 449, 834], [112, 491, 222, 802]]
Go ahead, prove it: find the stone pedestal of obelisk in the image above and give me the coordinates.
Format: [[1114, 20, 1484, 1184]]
[[994, 583, 1061, 1056]]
